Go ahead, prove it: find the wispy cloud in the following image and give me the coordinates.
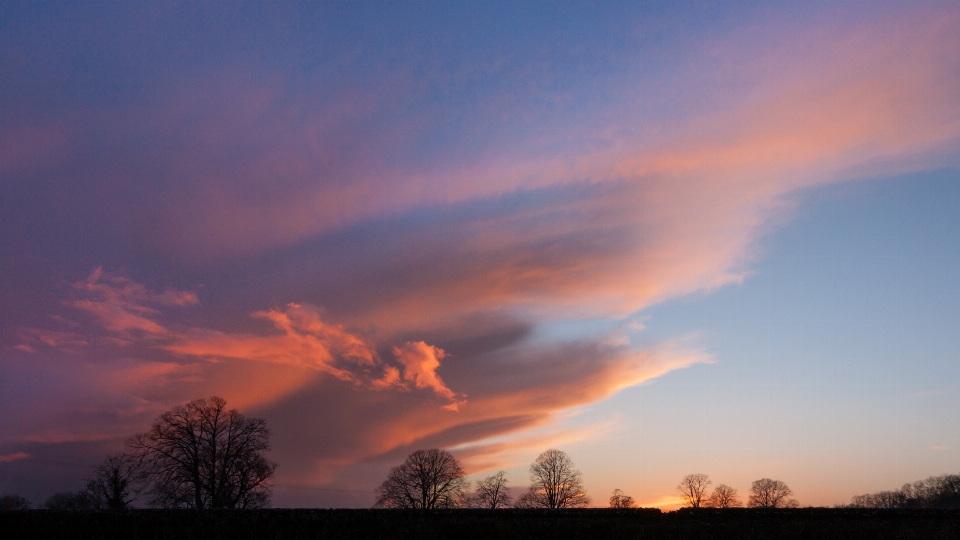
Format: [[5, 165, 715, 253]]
[[0, 451, 30, 463], [70, 268, 198, 338]]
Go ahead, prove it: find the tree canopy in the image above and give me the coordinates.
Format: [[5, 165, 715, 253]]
[[374, 449, 468, 509], [128, 396, 276, 509], [517, 449, 590, 508]]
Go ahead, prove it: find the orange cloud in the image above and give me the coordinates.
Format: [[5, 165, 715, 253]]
[[32, 275, 465, 410], [165, 303, 377, 381], [264, 336, 710, 492], [392, 341, 461, 406]]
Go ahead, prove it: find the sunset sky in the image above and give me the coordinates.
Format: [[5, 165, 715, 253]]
[[2, 1, 959, 509]]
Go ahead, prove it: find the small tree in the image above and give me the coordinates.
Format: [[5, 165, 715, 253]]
[[518, 449, 590, 508], [609, 488, 636, 508], [128, 396, 276, 509], [0, 495, 31, 510], [706, 484, 742, 508], [374, 449, 468, 509], [677, 473, 711, 508], [748, 478, 797, 508], [86, 453, 138, 510], [472, 471, 512, 509], [44, 491, 96, 510]]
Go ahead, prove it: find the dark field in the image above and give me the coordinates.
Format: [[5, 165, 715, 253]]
[[4, 508, 960, 539]]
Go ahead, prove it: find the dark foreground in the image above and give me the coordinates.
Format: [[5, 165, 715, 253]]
[[4, 508, 960, 539]]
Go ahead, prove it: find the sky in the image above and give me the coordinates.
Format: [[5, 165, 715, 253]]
[[1, 0, 959, 509]]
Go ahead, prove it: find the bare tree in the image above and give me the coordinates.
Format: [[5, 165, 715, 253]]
[[472, 471, 512, 509], [86, 453, 139, 510], [0, 495, 31, 510], [706, 484, 742, 508], [677, 473, 712, 508], [44, 491, 96, 510], [374, 449, 468, 509], [127, 396, 276, 509], [748, 478, 797, 508], [518, 449, 591, 508], [609, 488, 636, 508]]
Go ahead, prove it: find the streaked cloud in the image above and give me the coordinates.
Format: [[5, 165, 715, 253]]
[[0, 451, 30, 464], [70, 268, 198, 338]]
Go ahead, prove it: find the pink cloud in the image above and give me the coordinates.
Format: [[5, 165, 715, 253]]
[[91, 4, 955, 342], [0, 451, 30, 463], [69, 268, 198, 338]]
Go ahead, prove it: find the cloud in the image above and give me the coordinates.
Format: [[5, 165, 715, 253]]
[[69, 268, 198, 338], [0, 451, 30, 463], [391, 341, 461, 407], [133, 4, 957, 277], [259, 334, 710, 502], [166, 303, 377, 381], [12, 266, 709, 500], [45, 2, 949, 341], [14, 328, 89, 353], [22, 273, 464, 408]]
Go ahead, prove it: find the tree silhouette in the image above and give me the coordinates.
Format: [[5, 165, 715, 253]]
[[0, 495, 31, 510], [706, 484, 742, 508], [516, 449, 590, 508], [44, 491, 96, 510], [374, 449, 468, 509], [850, 473, 960, 508], [128, 396, 275, 509], [472, 471, 512, 509], [86, 453, 139, 510], [609, 488, 636, 508], [748, 478, 797, 508], [677, 473, 712, 508]]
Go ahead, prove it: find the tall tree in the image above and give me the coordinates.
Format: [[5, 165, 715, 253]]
[[677, 474, 712, 508], [517, 449, 590, 508], [86, 453, 138, 510], [128, 396, 276, 509], [472, 471, 512, 509], [374, 449, 468, 509], [748, 478, 797, 508]]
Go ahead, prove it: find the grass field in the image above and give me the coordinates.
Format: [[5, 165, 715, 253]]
[[4, 508, 960, 539]]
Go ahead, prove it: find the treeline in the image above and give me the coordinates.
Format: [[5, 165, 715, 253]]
[[4, 395, 958, 511], [372, 449, 802, 510], [374, 448, 591, 509], [846, 474, 960, 509], [675, 473, 798, 509]]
